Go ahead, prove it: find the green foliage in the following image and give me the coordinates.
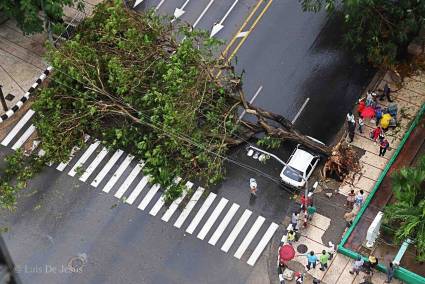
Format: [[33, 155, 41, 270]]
[[256, 136, 282, 149], [299, 0, 425, 66], [384, 155, 425, 261], [0, 150, 48, 209], [0, 0, 84, 34], [32, 1, 241, 201]]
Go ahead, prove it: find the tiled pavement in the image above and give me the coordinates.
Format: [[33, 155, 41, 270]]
[[0, 0, 101, 118], [285, 71, 425, 284]]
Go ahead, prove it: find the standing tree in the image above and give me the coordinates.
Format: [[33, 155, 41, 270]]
[[384, 155, 425, 261], [300, 0, 425, 66], [0, 0, 84, 35]]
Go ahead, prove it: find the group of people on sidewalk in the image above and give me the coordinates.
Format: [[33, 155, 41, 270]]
[[346, 83, 398, 157], [349, 255, 396, 283]]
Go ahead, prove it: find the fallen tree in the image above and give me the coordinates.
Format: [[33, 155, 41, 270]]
[[0, 1, 357, 207]]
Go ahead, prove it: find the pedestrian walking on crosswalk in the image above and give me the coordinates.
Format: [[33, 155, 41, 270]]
[[249, 178, 257, 197]]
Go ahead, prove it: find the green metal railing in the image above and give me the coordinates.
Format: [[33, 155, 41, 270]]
[[338, 103, 425, 284]]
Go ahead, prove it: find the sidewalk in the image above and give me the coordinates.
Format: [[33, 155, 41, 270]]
[[282, 70, 425, 284], [0, 0, 100, 121]]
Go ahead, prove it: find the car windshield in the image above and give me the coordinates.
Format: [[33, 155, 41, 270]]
[[282, 166, 303, 182]]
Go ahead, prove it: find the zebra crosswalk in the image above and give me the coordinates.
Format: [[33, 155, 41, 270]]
[[0, 109, 280, 267]]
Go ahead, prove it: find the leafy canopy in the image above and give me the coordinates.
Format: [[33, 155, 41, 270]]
[[300, 0, 425, 66], [384, 155, 425, 261], [32, 1, 241, 200], [0, 0, 84, 34]]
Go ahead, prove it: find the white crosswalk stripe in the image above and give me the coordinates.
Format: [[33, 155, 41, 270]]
[[91, 149, 124, 187], [149, 177, 182, 216], [102, 154, 134, 193], [234, 216, 265, 259], [197, 197, 228, 240], [186, 192, 216, 234], [246, 222, 279, 266], [3, 110, 282, 267], [56, 135, 90, 171], [208, 203, 239, 246], [174, 186, 205, 228], [11, 124, 35, 150], [126, 176, 150, 205], [138, 184, 160, 210], [161, 181, 194, 222], [2, 109, 35, 147], [79, 147, 109, 182], [114, 161, 145, 199], [221, 209, 252, 253], [68, 141, 101, 177]]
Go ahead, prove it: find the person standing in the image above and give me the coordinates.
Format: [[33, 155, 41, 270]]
[[379, 138, 390, 157], [371, 126, 382, 142], [347, 111, 355, 126], [385, 262, 395, 283], [355, 190, 365, 207], [291, 212, 299, 231], [249, 178, 257, 197], [287, 230, 296, 244], [349, 256, 364, 275], [380, 83, 393, 102], [346, 189, 356, 209], [319, 250, 330, 271], [358, 115, 364, 133], [306, 251, 318, 270], [307, 204, 316, 221]]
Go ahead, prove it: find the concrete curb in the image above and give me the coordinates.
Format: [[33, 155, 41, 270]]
[[0, 66, 53, 123]]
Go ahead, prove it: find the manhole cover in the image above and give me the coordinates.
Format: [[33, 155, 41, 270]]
[[67, 254, 86, 272], [297, 244, 308, 254]]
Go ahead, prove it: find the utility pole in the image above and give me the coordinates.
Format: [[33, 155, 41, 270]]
[[0, 85, 9, 112]]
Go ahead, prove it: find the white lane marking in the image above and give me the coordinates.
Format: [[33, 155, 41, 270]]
[[291, 97, 310, 124], [236, 31, 248, 38], [238, 85, 263, 120], [186, 192, 217, 234], [79, 147, 108, 182], [137, 184, 160, 210], [126, 176, 150, 205], [155, 0, 166, 10], [172, 0, 190, 21], [91, 149, 124, 187], [68, 141, 101, 177], [246, 222, 279, 266], [234, 216, 265, 259], [56, 135, 90, 171], [161, 181, 194, 222], [11, 125, 35, 150], [210, 0, 239, 37], [221, 209, 252, 253], [114, 161, 145, 199], [1, 109, 35, 146], [197, 198, 228, 240], [133, 0, 144, 8], [174, 187, 205, 228], [193, 0, 215, 28], [101, 154, 134, 193], [149, 177, 182, 216], [208, 203, 239, 246]]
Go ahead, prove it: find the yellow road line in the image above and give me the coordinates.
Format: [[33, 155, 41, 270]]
[[222, 0, 264, 57], [228, 0, 273, 61]]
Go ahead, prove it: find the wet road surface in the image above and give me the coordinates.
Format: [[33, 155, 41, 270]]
[[0, 0, 376, 283]]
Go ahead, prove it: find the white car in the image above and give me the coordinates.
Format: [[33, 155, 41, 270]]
[[280, 144, 320, 189]]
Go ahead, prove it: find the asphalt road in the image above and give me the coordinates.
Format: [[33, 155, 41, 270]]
[[0, 0, 376, 283]]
